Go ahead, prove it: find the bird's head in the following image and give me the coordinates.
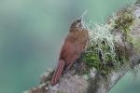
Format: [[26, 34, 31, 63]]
[[70, 11, 87, 29], [70, 18, 83, 28]]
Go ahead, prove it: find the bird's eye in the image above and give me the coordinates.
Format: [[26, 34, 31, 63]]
[[77, 19, 81, 23]]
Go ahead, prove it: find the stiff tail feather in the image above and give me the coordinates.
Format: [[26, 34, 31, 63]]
[[50, 60, 65, 85]]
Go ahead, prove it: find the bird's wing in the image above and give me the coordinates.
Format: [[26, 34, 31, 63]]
[[60, 40, 75, 60], [60, 38, 84, 65]]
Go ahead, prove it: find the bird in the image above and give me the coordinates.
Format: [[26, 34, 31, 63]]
[[50, 15, 89, 86]]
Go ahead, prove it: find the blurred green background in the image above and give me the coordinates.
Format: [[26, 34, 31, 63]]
[[0, 0, 140, 93]]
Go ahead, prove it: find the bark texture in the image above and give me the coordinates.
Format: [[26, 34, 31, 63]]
[[25, 3, 140, 93]]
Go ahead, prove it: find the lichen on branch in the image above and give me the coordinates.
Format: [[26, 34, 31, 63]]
[[25, 2, 140, 93], [82, 5, 137, 75]]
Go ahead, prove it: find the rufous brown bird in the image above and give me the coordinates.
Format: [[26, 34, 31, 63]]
[[50, 16, 89, 86]]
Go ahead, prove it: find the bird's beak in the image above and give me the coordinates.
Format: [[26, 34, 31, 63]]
[[80, 10, 88, 20], [79, 10, 88, 28]]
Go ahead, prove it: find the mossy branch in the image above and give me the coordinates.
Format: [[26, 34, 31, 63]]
[[25, 2, 140, 93]]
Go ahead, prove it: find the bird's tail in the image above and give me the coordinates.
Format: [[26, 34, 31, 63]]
[[50, 59, 65, 85]]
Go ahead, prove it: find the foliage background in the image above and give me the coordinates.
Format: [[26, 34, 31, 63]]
[[0, 0, 139, 93]]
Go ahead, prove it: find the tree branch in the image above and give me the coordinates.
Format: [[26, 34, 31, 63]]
[[25, 2, 140, 93]]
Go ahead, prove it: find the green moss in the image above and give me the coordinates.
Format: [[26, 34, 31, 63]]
[[114, 8, 134, 42], [82, 39, 130, 75], [57, 90, 64, 93], [82, 41, 116, 74], [114, 12, 133, 30], [83, 52, 100, 68], [82, 7, 135, 75], [127, 26, 140, 53]]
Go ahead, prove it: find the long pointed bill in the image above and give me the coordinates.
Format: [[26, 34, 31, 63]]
[[79, 10, 88, 28]]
